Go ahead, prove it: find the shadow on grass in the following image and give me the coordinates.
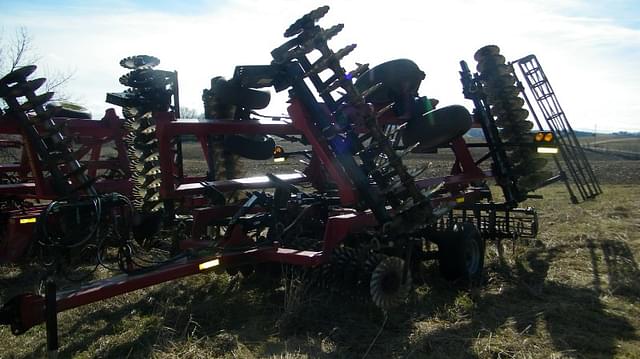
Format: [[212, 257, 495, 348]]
[[8, 271, 281, 358], [402, 241, 637, 358], [600, 237, 640, 299], [6, 232, 638, 358]]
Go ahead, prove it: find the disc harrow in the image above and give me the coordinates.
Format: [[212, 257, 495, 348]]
[[0, 6, 602, 352], [474, 45, 551, 194], [107, 55, 177, 213], [272, 6, 435, 235], [0, 66, 96, 197]]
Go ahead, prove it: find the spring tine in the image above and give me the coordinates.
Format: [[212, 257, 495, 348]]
[[134, 174, 148, 186], [387, 122, 407, 138], [133, 161, 147, 172], [133, 186, 146, 197], [398, 142, 421, 158], [127, 148, 143, 160], [360, 82, 383, 99], [376, 103, 395, 119], [124, 118, 141, 131], [408, 165, 428, 178], [123, 106, 141, 119], [135, 175, 149, 186], [422, 182, 444, 198]]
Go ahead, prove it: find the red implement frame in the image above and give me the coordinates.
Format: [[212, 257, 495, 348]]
[[0, 95, 495, 333], [0, 109, 133, 262]]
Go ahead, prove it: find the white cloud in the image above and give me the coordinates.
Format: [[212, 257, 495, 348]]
[[2, 0, 638, 131]]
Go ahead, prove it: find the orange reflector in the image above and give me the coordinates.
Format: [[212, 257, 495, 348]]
[[198, 259, 220, 271], [544, 132, 554, 142], [19, 217, 37, 224], [534, 132, 544, 142], [273, 145, 284, 156]]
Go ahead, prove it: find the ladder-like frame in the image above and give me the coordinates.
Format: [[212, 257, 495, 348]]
[[515, 55, 602, 203]]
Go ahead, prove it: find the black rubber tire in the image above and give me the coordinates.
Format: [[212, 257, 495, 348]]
[[438, 223, 485, 284], [222, 134, 275, 160]]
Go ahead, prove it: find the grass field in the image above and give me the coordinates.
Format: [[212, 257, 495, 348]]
[[1, 145, 639, 358]]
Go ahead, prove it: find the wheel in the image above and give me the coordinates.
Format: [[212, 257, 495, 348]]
[[369, 256, 411, 309], [438, 223, 485, 284]]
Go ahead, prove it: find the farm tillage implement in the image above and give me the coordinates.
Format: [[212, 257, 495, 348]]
[[0, 5, 599, 354]]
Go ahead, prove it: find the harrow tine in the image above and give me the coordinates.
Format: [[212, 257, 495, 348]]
[[304, 44, 357, 77], [375, 103, 395, 119], [408, 165, 428, 178], [359, 82, 383, 100], [0, 65, 37, 86], [2, 78, 47, 97], [387, 122, 408, 138], [19, 92, 55, 111], [397, 142, 421, 158], [333, 44, 357, 63], [283, 5, 330, 37], [315, 23, 344, 42]]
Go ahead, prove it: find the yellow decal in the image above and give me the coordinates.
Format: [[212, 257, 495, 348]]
[[198, 259, 220, 271]]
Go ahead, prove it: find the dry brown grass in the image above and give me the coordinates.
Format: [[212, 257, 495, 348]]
[[1, 143, 639, 358]]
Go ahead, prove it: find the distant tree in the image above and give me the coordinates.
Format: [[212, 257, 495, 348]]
[[0, 27, 74, 104], [179, 106, 205, 119]]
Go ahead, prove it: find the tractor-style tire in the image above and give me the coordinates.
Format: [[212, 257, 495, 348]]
[[438, 223, 485, 284]]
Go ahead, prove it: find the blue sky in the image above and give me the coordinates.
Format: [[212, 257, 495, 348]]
[[2, 0, 639, 132]]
